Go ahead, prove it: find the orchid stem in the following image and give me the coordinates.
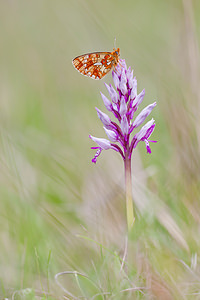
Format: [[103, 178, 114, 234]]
[[124, 153, 135, 232]]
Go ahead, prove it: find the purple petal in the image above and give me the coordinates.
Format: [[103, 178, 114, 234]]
[[130, 77, 137, 99], [105, 83, 118, 104], [119, 69, 127, 95], [132, 102, 157, 128], [120, 59, 127, 71], [112, 102, 118, 111], [89, 135, 111, 150], [121, 115, 129, 135], [127, 69, 134, 89], [95, 107, 112, 129], [133, 89, 145, 107], [119, 96, 127, 117], [112, 71, 120, 90], [143, 124, 156, 139], [126, 66, 132, 79], [103, 127, 118, 142], [100, 92, 113, 112], [134, 119, 155, 141]]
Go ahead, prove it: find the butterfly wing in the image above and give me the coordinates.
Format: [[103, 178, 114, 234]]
[[72, 52, 115, 80]]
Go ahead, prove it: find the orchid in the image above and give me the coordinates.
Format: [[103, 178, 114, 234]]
[[89, 59, 157, 231]]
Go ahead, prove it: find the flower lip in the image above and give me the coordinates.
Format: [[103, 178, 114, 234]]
[[91, 148, 102, 164]]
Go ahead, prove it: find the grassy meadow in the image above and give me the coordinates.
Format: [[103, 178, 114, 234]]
[[0, 0, 200, 299]]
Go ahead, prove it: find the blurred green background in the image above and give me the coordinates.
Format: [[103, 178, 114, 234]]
[[0, 0, 200, 299]]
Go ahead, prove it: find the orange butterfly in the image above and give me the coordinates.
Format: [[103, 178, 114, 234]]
[[72, 48, 120, 80]]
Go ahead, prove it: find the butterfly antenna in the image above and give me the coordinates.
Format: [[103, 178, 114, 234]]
[[114, 37, 117, 50]]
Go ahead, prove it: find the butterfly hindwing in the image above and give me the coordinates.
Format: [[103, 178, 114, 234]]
[[72, 49, 120, 80]]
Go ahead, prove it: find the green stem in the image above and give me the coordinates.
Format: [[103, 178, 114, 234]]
[[124, 153, 135, 231]]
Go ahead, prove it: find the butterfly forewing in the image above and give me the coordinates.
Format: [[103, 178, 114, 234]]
[[72, 49, 120, 80]]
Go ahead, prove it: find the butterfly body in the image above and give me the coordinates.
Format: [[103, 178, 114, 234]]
[[72, 48, 120, 80]]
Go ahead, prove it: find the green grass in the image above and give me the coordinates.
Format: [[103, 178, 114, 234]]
[[0, 0, 200, 299]]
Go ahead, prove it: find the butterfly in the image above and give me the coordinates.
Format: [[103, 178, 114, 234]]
[[72, 48, 120, 80]]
